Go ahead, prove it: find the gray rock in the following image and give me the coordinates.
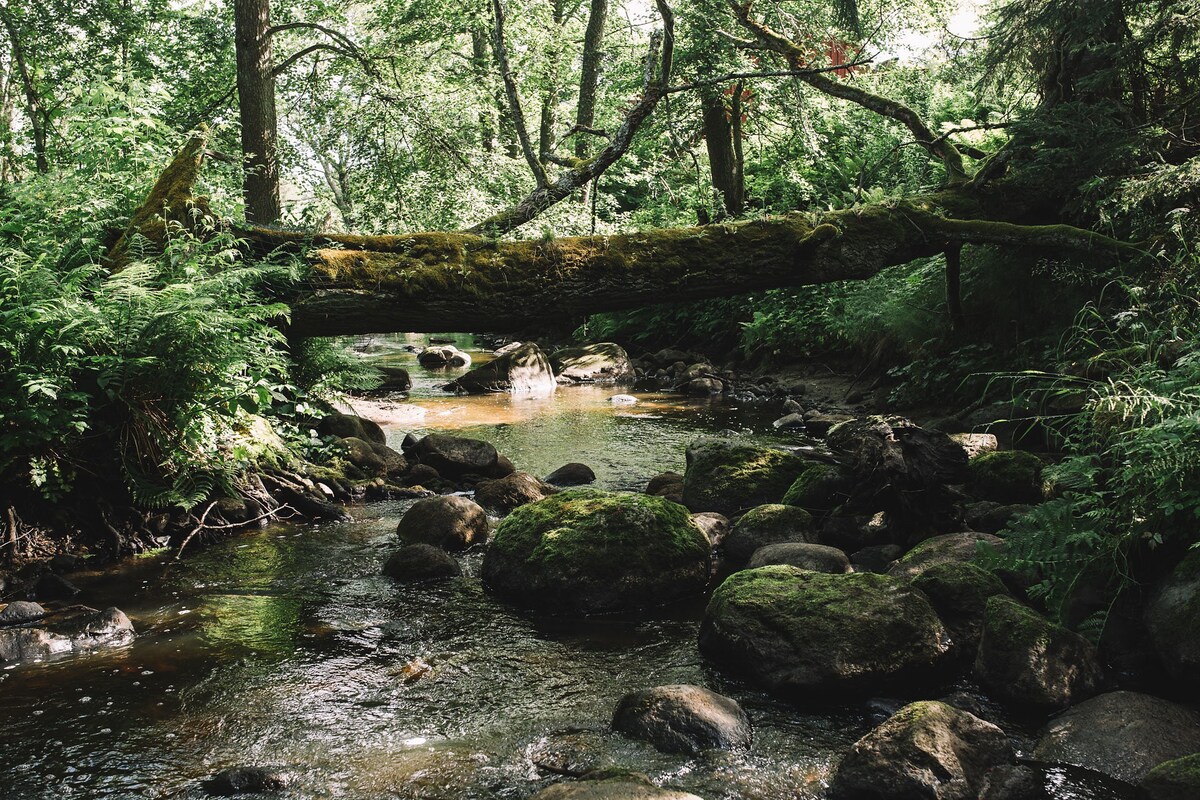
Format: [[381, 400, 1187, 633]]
[[829, 701, 1013, 800], [1033, 691, 1200, 784], [611, 684, 752, 754], [531, 773, 703, 800], [747, 542, 851, 573], [316, 412, 386, 445], [0, 606, 134, 664], [974, 596, 1106, 709], [415, 434, 507, 480], [474, 471, 555, 513], [396, 495, 489, 551], [382, 544, 462, 583], [887, 533, 1005, 580], [690, 512, 730, 547], [723, 504, 818, 563], [550, 343, 635, 384], [446, 342, 555, 395], [544, 463, 597, 486], [1145, 550, 1200, 688], [417, 345, 471, 368], [0, 601, 45, 625], [700, 566, 949, 698]]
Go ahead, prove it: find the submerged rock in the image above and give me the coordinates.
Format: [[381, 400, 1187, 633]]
[[0, 606, 134, 664], [974, 596, 1106, 709], [722, 504, 817, 563], [550, 342, 635, 384], [682, 438, 809, 515], [481, 489, 710, 614], [382, 544, 462, 583], [531, 772, 703, 800], [445, 342, 556, 394], [828, 701, 1012, 800], [395, 495, 489, 551], [699, 566, 949, 698], [611, 684, 752, 754], [1032, 691, 1200, 784], [544, 463, 597, 486], [202, 766, 288, 796]]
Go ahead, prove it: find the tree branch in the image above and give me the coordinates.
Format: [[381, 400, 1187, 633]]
[[490, 0, 549, 188], [729, 1, 968, 185]]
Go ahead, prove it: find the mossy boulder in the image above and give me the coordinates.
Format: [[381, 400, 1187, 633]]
[[1141, 753, 1200, 800], [888, 533, 1004, 580], [1033, 691, 1200, 785], [698, 566, 950, 698], [974, 596, 1106, 709], [780, 462, 854, 512], [911, 562, 1008, 654], [967, 450, 1044, 504], [722, 504, 817, 563], [480, 489, 711, 614], [828, 701, 1012, 800], [1145, 550, 1200, 688], [681, 438, 809, 515]]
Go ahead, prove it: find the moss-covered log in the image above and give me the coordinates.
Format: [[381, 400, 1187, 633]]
[[271, 194, 1135, 336], [119, 134, 1140, 337]]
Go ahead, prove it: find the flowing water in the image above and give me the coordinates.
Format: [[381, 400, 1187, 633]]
[[0, 335, 1135, 799]]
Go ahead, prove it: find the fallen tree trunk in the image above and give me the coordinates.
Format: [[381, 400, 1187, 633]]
[[260, 194, 1135, 336], [116, 135, 1139, 337]]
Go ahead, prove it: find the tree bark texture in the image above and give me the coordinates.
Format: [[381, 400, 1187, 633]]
[[235, 0, 282, 224]]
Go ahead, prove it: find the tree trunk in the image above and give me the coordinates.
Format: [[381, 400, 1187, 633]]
[[702, 91, 743, 217], [0, 9, 47, 174], [574, 0, 608, 161], [470, 27, 498, 153], [234, 0, 281, 225]]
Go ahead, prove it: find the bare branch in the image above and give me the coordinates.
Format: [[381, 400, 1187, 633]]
[[490, 0, 549, 188]]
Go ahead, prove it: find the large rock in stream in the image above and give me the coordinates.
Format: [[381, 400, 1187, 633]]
[[445, 342, 556, 394], [481, 489, 711, 614], [611, 684, 752, 754], [414, 433, 512, 480], [550, 342, 635, 384], [1032, 691, 1200, 785], [681, 438, 809, 516], [829, 700, 1013, 800], [0, 605, 135, 664], [396, 495, 489, 551], [699, 566, 950, 698]]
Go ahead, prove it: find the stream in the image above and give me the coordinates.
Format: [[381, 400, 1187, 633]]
[[0, 335, 1133, 799]]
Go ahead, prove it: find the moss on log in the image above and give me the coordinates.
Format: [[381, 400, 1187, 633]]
[[116, 133, 1141, 337]]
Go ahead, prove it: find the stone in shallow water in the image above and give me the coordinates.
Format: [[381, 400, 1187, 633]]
[[0, 606, 134, 664], [0, 601, 45, 625], [382, 544, 462, 583], [699, 566, 949, 698], [544, 463, 597, 486], [396, 495, 489, 551], [202, 766, 288, 796], [611, 684, 752, 754]]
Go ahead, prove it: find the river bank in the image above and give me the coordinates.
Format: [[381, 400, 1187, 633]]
[[2, 334, 1198, 800]]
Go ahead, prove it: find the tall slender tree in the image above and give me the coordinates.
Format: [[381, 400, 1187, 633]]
[[234, 0, 281, 224]]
